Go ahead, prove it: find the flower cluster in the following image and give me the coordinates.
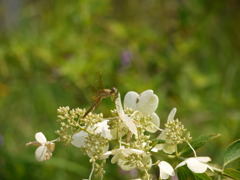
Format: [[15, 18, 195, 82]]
[[26, 89, 216, 180]]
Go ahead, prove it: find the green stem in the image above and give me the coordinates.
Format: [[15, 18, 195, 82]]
[[186, 141, 197, 157], [150, 121, 163, 132], [88, 162, 95, 180], [139, 161, 150, 180]]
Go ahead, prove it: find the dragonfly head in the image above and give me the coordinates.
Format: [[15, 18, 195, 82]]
[[110, 87, 117, 100]]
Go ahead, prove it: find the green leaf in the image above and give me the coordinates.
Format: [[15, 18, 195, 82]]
[[223, 168, 240, 180], [177, 166, 195, 180], [152, 139, 166, 144], [194, 173, 212, 180], [223, 139, 240, 167], [177, 166, 212, 180], [180, 134, 221, 156], [151, 139, 166, 147]]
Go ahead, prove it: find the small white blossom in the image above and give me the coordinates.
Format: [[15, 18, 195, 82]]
[[124, 90, 160, 133], [71, 131, 88, 148], [158, 161, 175, 179], [71, 120, 112, 159], [26, 132, 55, 162], [71, 120, 112, 148], [89, 120, 113, 140], [176, 157, 214, 173]]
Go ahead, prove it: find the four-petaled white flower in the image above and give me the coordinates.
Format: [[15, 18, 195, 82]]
[[176, 157, 214, 173], [158, 161, 175, 179], [26, 132, 55, 162], [152, 108, 177, 154], [124, 90, 160, 133]]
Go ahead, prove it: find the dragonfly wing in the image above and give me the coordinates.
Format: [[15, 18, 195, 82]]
[[94, 71, 104, 91], [87, 72, 104, 101]]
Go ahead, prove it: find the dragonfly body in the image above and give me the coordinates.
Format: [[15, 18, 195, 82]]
[[83, 87, 117, 118]]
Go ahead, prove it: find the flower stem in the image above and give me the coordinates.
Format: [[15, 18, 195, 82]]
[[150, 121, 163, 132], [88, 162, 95, 180], [186, 141, 197, 157], [138, 161, 150, 180]]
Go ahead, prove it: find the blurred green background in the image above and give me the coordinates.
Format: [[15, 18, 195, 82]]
[[0, 0, 239, 179]]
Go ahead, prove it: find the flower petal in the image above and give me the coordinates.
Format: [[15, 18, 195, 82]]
[[197, 157, 211, 163], [124, 91, 139, 110], [35, 132, 47, 144], [151, 146, 160, 152], [155, 131, 176, 154], [186, 158, 208, 173], [92, 120, 113, 139], [160, 172, 169, 180], [175, 160, 187, 169], [162, 144, 176, 154], [117, 158, 136, 171], [136, 90, 159, 114], [35, 146, 47, 161], [116, 93, 138, 136], [159, 161, 175, 179], [71, 131, 88, 148], [167, 108, 177, 122], [111, 153, 121, 164], [47, 142, 55, 153], [145, 113, 160, 133], [157, 130, 167, 139], [141, 155, 152, 170], [123, 148, 144, 155], [102, 151, 112, 159]]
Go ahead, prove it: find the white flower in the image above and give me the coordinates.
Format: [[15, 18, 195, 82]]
[[152, 108, 177, 154], [89, 120, 113, 140], [71, 120, 112, 159], [72, 130, 109, 159], [158, 161, 175, 179], [103, 146, 144, 164], [26, 132, 55, 162], [71, 131, 88, 148], [71, 120, 112, 148], [94, 120, 113, 139], [176, 157, 214, 173], [124, 90, 160, 133], [115, 93, 138, 136], [124, 90, 158, 114]]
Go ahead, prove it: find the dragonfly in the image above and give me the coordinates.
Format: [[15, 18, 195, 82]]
[[82, 73, 117, 118]]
